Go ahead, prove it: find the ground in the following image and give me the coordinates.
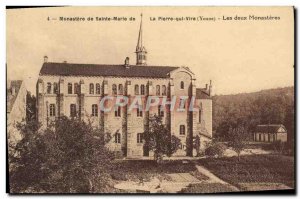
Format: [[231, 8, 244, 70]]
[[109, 154, 294, 193], [197, 154, 294, 190]]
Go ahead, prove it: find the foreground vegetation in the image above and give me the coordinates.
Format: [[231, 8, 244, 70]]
[[110, 160, 208, 182], [197, 154, 294, 189]]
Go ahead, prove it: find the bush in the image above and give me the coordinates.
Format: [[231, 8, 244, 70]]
[[271, 140, 285, 154], [9, 117, 114, 193], [205, 142, 227, 157]]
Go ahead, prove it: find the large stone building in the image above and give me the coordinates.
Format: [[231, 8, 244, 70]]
[[36, 16, 212, 157]]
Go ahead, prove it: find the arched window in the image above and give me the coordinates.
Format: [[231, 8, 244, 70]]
[[47, 83, 52, 94], [92, 104, 98, 117], [74, 83, 79, 94], [115, 133, 121, 143], [118, 84, 123, 95], [68, 83, 72, 94], [89, 83, 94, 94], [199, 102, 202, 123], [114, 106, 121, 117], [179, 98, 186, 109], [162, 85, 166, 96], [158, 105, 164, 117], [137, 133, 143, 143], [180, 125, 185, 135], [135, 85, 139, 95], [53, 82, 58, 94], [96, 83, 101, 94], [49, 104, 55, 117], [140, 84, 145, 95], [70, 104, 76, 117], [112, 84, 117, 95], [137, 105, 143, 117], [156, 85, 160, 96], [180, 81, 184, 89]]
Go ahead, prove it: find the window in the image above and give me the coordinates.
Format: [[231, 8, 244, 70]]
[[135, 85, 139, 95], [180, 81, 184, 89], [49, 104, 55, 117], [140, 85, 145, 95], [162, 85, 167, 96], [199, 109, 202, 123], [115, 133, 121, 143], [118, 84, 123, 95], [137, 133, 143, 143], [268, 134, 270, 142], [68, 83, 72, 94], [53, 82, 58, 94], [89, 83, 94, 94], [137, 106, 143, 117], [70, 104, 76, 117], [273, 134, 276, 142], [112, 84, 117, 95], [180, 125, 185, 135], [179, 98, 186, 109], [96, 83, 101, 94], [115, 106, 121, 117], [259, 134, 261, 141], [156, 85, 160, 96], [158, 105, 164, 117], [47, 83, 52, 94], [199, 102, 203, 123], [92, 104, 98, 117], [74, 83, 79, 94]]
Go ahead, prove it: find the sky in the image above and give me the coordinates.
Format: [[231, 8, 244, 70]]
[[6, 6, 294, 95]]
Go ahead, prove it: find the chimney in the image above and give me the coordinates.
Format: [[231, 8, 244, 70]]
[[209, 80, 213, 96], [205, 84, 208, 90], [44, 55, 48, 63], [124, 57, 130, 68]]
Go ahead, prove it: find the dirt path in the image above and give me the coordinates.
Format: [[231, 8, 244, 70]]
[[195, 165, 240, 192]]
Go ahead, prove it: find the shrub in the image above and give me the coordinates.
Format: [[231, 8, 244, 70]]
[[205, 142, 227, 157], [271, 140, 285, 154], [9, 117, 114, 193]]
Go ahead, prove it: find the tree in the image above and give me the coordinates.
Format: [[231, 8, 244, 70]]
[[9, 117, 113, 193], [144, 115, 181, 162], [26, 91, 36, 122], [228, 126, 248, 161]]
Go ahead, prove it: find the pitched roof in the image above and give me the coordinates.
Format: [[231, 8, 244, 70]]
[[7, 80, 23, 113], [196, 88, 211, 99], [39, 62, 179, 78], [256, 124, 287, 133]]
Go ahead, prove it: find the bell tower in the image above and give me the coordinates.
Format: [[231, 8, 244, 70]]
[[135, 13, 147, 65]]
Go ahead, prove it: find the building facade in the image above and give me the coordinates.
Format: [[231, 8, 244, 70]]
[[36, 17, 212, 157], [7, 80, 27, 144], [254, 124, 287, 143]]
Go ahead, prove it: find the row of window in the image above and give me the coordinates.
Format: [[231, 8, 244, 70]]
[[114, 133, 143, 144], [48, 103, 202, 122], [49, 104, 164, 118], [46, 81, 186, 95], [49, 103, 186, 136]]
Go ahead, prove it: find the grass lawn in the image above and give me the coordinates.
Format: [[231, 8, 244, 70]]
[[197, 154, 294, 189], [109, 160, 208, 182]]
